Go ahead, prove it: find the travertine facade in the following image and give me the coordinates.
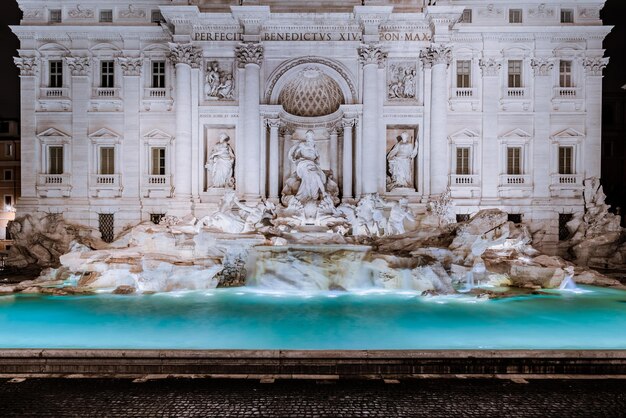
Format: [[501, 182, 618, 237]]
[[11, 0, 610, 252]]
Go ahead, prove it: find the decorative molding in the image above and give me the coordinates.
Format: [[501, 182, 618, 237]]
[[579, 7, 600, 19], [88, 128, 122, 143], [116, 57, 143, 76], [265, 118, 282, 129], [67, 5, 94, 19], [582, 57, 609, 76], [530, 58, 554, 76], [358, 44, 387, 67], [167, 43, 202, 68], [235, 43, 264, 68], [265, 57, 357, 104], [341, 118, 357, 128], [479, 58, 501, 77], [528, 4, 555, 18], [420, 45, 451, 68], [65, 56, 91, 76], [13, 56, 38, 76], [118, 5, 146, 19], [22, 9, 41, 19], [478, 4, 503, 17]]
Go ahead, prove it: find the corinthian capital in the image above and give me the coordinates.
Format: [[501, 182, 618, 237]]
[[582, 57, 609, 76], [530, 58, 554, 76], [168, 43, 202, 68], [65, 56, 91, 76], [13, 56, 38, 76], [116, 56, 143, 76], [235, 43, 264, 68], [419, 45, 452, 68], [358, 44, 387, 67], [479, 58, 502, 77]]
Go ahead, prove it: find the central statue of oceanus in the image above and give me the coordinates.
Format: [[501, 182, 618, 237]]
[[281, 130, 339, 208]]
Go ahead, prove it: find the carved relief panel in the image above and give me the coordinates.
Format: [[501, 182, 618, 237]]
[[204, 60, 236, 101], [387, 61, 417, 101]]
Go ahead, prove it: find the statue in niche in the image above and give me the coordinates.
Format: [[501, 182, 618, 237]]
[[204, 61, 235, 100], [386, 131, 418, 190], [281, 130, 339, 207], [206, 132, 235, 188]]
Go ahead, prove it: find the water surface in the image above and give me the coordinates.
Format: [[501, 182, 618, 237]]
[[1, 286, 625, 350]]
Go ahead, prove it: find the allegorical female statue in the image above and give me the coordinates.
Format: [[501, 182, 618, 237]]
[[386, 131, 418, 189], [206, 132, 235, 188], [287, 130, 328, 203]]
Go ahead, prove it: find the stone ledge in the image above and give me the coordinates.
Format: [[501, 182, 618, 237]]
[[1, 350, 625, 378]]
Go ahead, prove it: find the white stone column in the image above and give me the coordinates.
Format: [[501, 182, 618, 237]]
[[329, 128, 338, 179], [420, 45, 451, 197], [530, 58, 555, 199], [342, 118, 355, 201], [583, 57, 609, 179], [358, 44, 386, 195], [479, 57, 503, 202], [66, 56, 91, 200], [168, 43, 201, 203], [13, 57, 38, 202], [267, 118, 280, 201], [236, 43, 264, 200], [117, 57, 143, 200]]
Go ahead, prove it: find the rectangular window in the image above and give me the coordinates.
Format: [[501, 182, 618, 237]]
[[559, 146, 574, 175], [49, 9, 62, 23], [100, 60, 114, 88], [4, 143, 13, 157], [151, 147, 166, 175], [99, 9, 113, 23], [507, 60, 522, 88], [559, 60, 573, 87], [0, 122, 9, 133], [3, 170, 13, 181], [99, 213, 115, 243], [456, 147, 470, 175], [151, 10, 164, 23], [561, 9, 574, 23], [99, 147, 115, 175], [4, 195, 12, 208], [509, 9, 523, 23], [507, 147, 522, 175], [49, 60, 63, 88], [49, 146, 63, 174], [152, 61, 166, 88], [456, 60, 471, 88], [461, 9, 472, 23]]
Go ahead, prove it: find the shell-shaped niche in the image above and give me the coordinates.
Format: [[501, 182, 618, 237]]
[[278, 67, 344, 117]]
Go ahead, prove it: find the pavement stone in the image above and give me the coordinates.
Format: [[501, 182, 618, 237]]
[[0, 378, 624, 417]]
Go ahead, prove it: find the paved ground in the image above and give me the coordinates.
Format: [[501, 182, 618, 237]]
[[0, 378, 624, 417]]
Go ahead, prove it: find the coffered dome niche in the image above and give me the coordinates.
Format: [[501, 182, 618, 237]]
[[278, 67, 344, 117]]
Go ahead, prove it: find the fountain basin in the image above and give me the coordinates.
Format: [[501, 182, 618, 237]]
[[1, 285, 626, 350]]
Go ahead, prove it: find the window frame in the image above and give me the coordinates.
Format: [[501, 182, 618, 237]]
[[559, 60, 573, 88], [49, 9, 62, 23], [49, 60, 63, 88], [3, 169, 13, 181], [455, 147, 471, 175], [461, 9, 472, 23], [509, 9, 523, 23], [507, 60, 523, 88], [99, 9, 113, 23], [100, 60, 115, 88], [506, 146, 522, 175], [456, 60, 472, 89], [558, 146, 574, 175], [151, 147, 167, 175], [48, 145, 64, 175], [560, 9, 574, 24], [151, 60, 166, 88], [98, 146, 116, 175]]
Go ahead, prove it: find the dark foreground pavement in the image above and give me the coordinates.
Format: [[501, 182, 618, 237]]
[[0, 378, 624, 417]]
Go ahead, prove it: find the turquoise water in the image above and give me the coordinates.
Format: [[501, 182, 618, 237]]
[[1, 286, 626, 349]]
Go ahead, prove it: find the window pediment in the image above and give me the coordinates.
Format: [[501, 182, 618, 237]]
[[89, 128, 121, 144], [37, 127, 71, 144], [448, 128, 480, 144]]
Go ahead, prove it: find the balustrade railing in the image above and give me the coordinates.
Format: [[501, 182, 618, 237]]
[[506, 87, 527, 98], [40, 88, 68, 98], [450, 174, 479, 185], [145, 88, 168, 98], [500, 174, 531, 185], [93, 87, 119, 98]]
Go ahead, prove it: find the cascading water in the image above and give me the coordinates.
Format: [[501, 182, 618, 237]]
[[559, 274, 578, 291]]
